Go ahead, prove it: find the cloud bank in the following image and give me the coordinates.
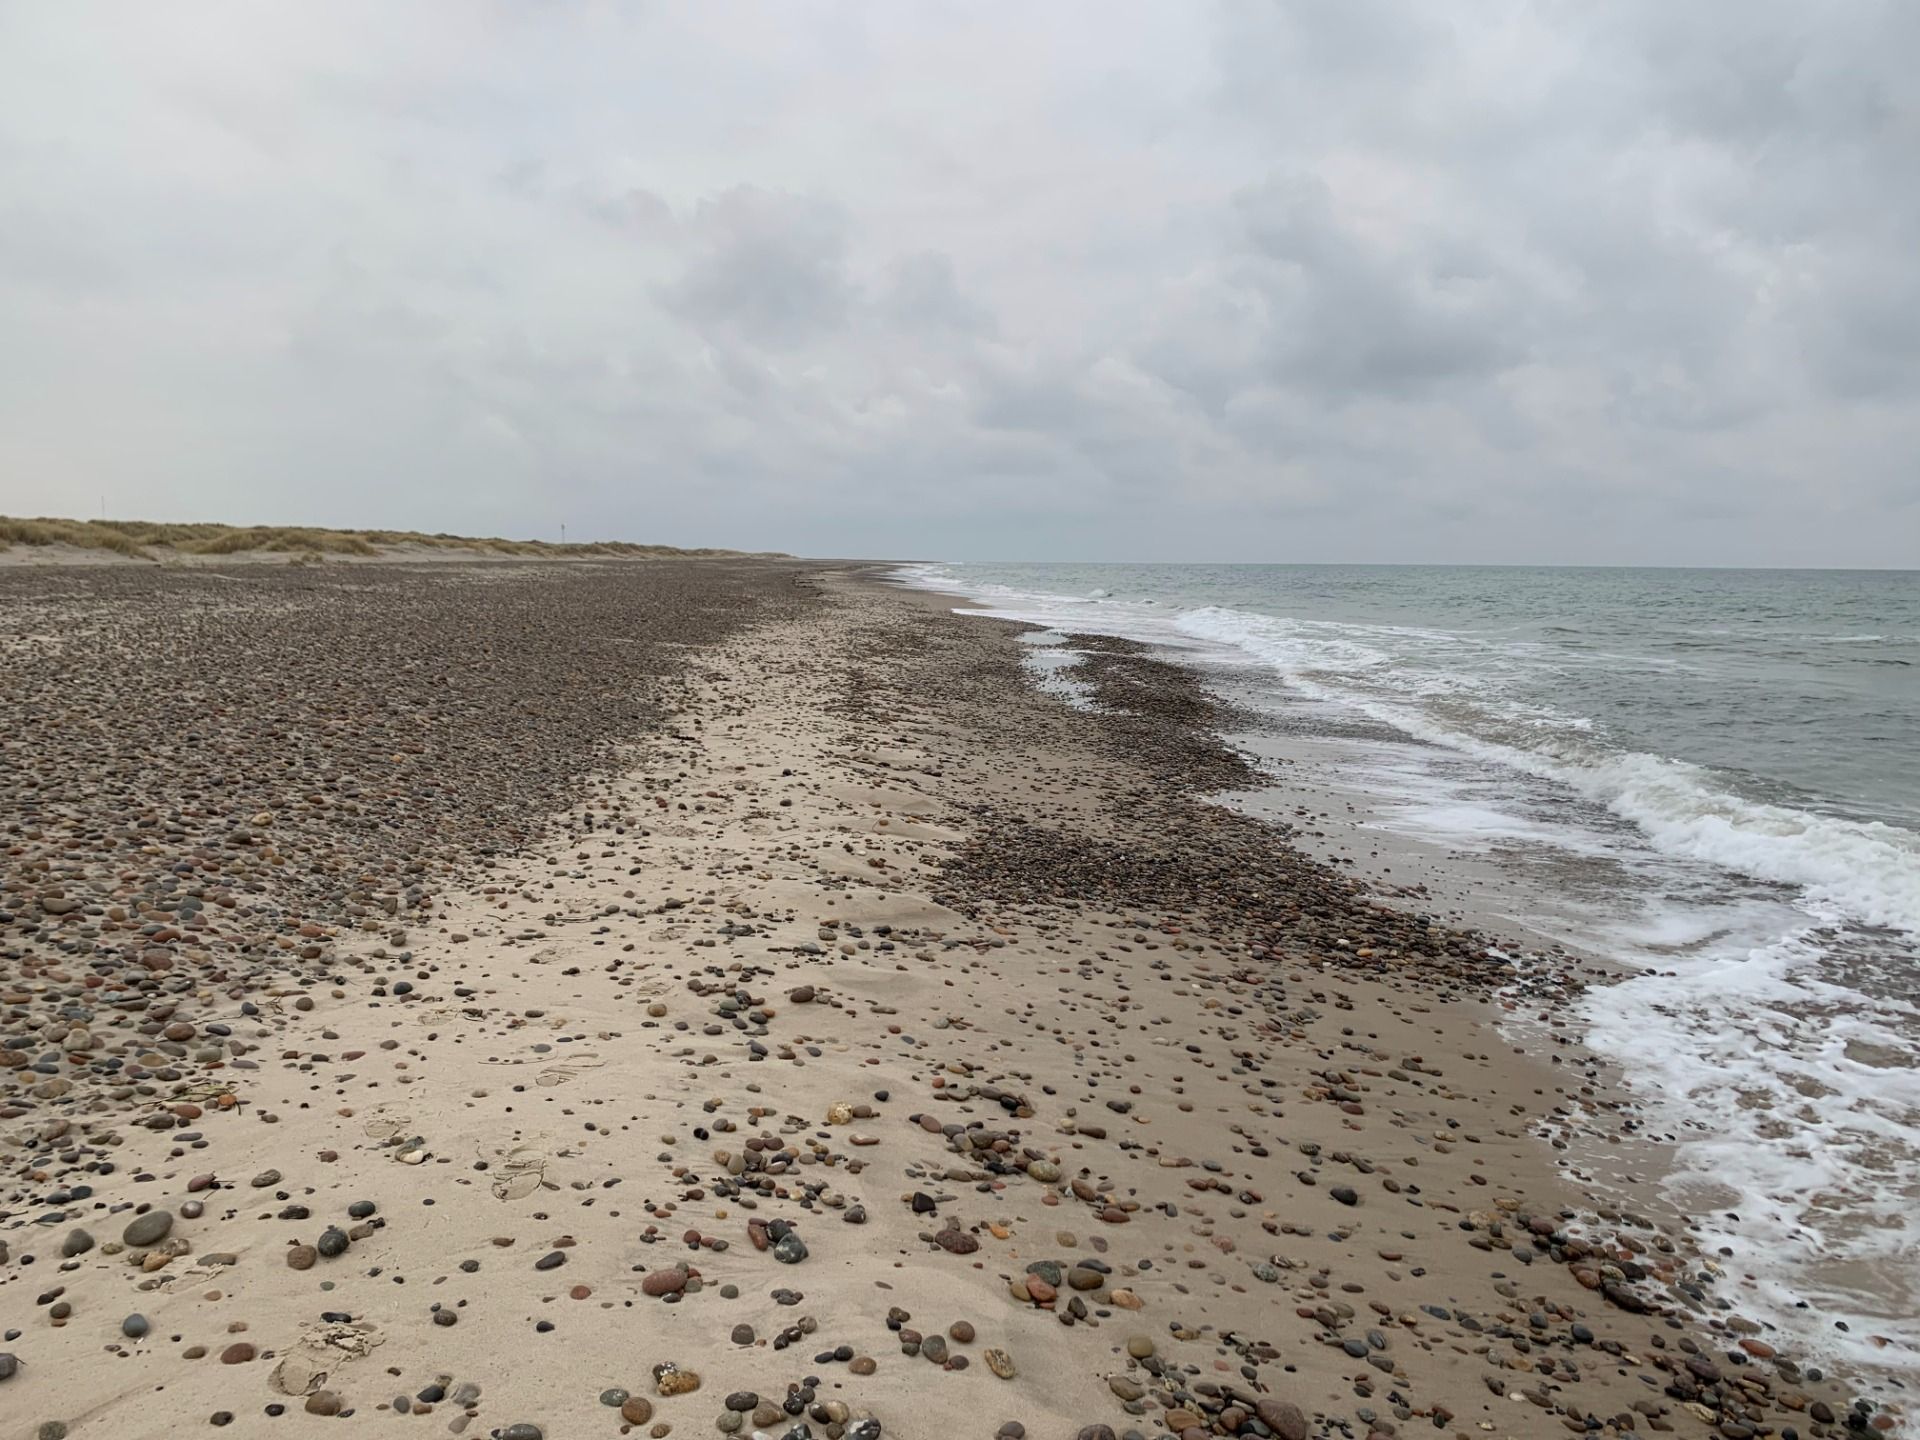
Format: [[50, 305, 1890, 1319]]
[[1, 2, 1914, 563]]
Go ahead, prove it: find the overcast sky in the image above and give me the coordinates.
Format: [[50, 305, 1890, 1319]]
[[2, 3, 1915, 564]]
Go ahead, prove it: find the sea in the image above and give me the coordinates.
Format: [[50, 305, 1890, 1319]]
[[895, 560, 1920, 1372]]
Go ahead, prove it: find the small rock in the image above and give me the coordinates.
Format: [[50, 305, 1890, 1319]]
[[122, 1211, 173, 1248], [641, 1265, 687, 1297], [1256, 1399, 1310, 1440], [653, 1363, 700, 1397]]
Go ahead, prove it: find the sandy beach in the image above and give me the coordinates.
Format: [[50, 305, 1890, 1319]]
[[1, 559, 1904, 1440]]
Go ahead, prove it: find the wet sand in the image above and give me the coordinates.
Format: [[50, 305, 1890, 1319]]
[[0, 560, 1903, 1440]]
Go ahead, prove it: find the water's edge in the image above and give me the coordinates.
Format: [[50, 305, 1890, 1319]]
[[892, 561, 1920, 1375]]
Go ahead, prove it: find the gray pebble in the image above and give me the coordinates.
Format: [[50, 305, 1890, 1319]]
[[121, 1211, 172, 1248]]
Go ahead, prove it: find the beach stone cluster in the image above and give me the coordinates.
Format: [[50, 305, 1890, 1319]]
[[0, 561, 1899, 1440]]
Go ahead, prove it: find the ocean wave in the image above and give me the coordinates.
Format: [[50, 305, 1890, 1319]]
[[897, 569, 1920, 939], [1581, 925, 1920, 1367], [1172, 605, 1920, 936]]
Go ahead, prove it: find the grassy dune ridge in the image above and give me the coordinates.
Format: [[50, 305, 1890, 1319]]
[[0, 515, 780, 561]]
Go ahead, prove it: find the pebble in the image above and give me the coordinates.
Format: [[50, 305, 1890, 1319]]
[[653, 1363, 701, 1397], [1256, 1399, 1309, 1440], [641, 1264, 688, 1296], [122, 1212, 173, 1248]]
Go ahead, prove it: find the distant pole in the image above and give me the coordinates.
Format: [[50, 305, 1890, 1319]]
[[561, 522, 566, 545]]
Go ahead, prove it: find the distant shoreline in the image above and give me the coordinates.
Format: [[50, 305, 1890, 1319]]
[[0, 513, 789, 566]]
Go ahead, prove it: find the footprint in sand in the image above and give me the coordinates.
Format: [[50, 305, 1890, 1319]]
[[481, 1141, 550, 1200], [360, 1105, 411, 1142], [268, 1320, 385, 1397], [479, 1049, 606, 1087], [534, 1051, 604, 1087], [360, 1105, 431, 1163]]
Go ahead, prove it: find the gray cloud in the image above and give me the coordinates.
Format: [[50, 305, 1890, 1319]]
[[658, 187, 855, 349], [0, 0, 1913, 564], [1226, 175, 1527, 399]]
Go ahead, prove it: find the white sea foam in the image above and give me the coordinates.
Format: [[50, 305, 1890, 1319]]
[[900, 569, 1920, 938], [1170, 605, 1920, 936], [1583, 929, 1920, 1365]]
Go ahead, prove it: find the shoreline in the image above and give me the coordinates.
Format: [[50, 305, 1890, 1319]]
[[895, 563, 1920, 1382], [0, 559, 1903, 1439]]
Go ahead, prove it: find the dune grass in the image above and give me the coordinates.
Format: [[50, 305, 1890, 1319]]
[[0, 516, 769, 561], [0, 517, 154, 557]]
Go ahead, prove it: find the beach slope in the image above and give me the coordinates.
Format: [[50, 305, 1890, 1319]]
[[0, 561, 1896, 1440]]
